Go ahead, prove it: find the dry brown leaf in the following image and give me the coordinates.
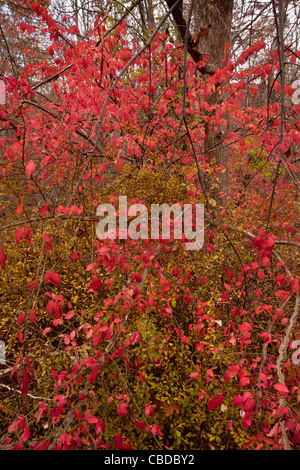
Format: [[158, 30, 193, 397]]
[[165, 404, 180, 417]]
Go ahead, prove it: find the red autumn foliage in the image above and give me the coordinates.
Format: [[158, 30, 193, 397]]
[[0, 4, 299, 452]]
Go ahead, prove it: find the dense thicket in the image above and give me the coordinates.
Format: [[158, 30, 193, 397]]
[[0, 0, 299, 450]]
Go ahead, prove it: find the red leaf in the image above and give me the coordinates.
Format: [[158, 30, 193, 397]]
[[73, 409, 82, 420], [65, 310, 75, 320], [19, 22, 27, 33], [264, 237, 275, 250], [242, 392, 255, 411], [88, 364, 99, 384], [239, 375, 250, 386], [31, 2, 42, 15], [290, 278, 299, 293], [89, 275, 102, 291], [8, 416, 24, 433], [96, 420, 105, 434], [40, 203, 48, 216], [21, 371, 29, 396], [132, 272, 142, 283], [20, 426, 30, 443], [42, 327, 52, 336], [172, 266, 180, 276], [24, 356, 33, 375], [8, 76, 17, 87], [46, 300, 62, 319], [91, 331, 102, 346], [16, 416, 26, 430], [134, 419, 145, 430], [25, 228, 31, 245], [15, 204, 24, 215], [189, 372, 199, 378], [233, 395, 242, 406], [264, 64, 272, 75], [263, 333, 272, 344], [0, 247, 6, 268], [158, 104, 167, 115], [180, 335, 190, 344], [114, 434, 124, 450], [294, 424, 300, 444], [25, 160, 35, 178], [115, 158, 124, 173], [149, 424, 164, 437], [114, 434, 133, 450], [207, 393, 223, 411], [15, 227, 25, 243], [29, 310, 36, 323], [227, 364, 240, 376], [17, 312, 26, 325], [238, 322, 252, 332], [117, 402, 128, 418], [84, 409, 98, 424], [86, 262, 98, 271], [274, 383, 289, 395], [44, 270, 61, 286]]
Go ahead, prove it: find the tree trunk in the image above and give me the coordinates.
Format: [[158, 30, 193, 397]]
[[139, 0, 156, 31], [193, 0, 234, 206], [145, 0, 155, 30], [166, 0, 234, 206]]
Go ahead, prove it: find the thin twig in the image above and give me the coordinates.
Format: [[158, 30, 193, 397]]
[[0, 383, 53, 401]]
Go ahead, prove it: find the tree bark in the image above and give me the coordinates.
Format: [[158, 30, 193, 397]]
[[139, 0, 156, 31], [166, 0, 234, 206], [193, 0, 234, 206]]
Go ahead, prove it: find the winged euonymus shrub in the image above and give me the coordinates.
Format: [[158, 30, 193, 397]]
[[0, 5, 299, 450]]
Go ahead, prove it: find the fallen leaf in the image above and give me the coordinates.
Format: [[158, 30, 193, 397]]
[[165, 404, 180, 417]]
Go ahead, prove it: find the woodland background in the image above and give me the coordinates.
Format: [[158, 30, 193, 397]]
[[0, 0, 300, 450]]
